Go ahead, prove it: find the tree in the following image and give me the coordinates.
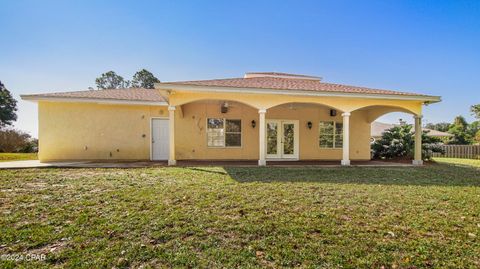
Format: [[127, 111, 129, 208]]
[[471, 104, 480, 119], [95, 71, 130, 89], [447, 116, 472, 144], [19, 137, 38, 153], [424, 122, 450, 132], [468, 121, 480, 139], [0, 129, 34, 152], [0, 81, 18, 128], [371, 125, 444, 161], [131, 69, 160, 89]]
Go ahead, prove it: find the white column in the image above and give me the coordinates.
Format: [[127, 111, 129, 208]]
[[341, 112, 351, 166], [413, 115, 423, 165], [258, 109, 267, 166], [168, 106, 176, 166]]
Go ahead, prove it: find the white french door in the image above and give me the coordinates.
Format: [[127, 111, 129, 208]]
[[266, 120, 299, 159]]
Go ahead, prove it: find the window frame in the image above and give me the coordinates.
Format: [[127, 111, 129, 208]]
[[206, 118, 242, 148], [319, 121, 343, 149]]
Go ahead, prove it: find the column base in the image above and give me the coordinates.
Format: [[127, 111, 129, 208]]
[[341, 160, 351, 166], [168, 159, 177, 166], [412, 160, 423, 166], [258, 159, 266, 166]]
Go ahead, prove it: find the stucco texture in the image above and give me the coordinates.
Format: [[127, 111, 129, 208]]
[[174, 101, 371, 160], [37, 90, 421, 162], [38, 102, 167, 161]]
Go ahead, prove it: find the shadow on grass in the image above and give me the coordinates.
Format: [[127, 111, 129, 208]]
[[187, 163, 480, 187]]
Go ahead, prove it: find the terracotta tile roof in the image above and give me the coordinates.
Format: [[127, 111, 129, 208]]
[[22, 88, 166, 102], [164, 76, 430, 97]]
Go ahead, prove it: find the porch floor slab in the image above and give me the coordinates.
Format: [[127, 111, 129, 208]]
[[0, 160, 415, 169], [176, 160, 414, 167]]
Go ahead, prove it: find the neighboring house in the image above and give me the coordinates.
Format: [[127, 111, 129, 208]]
[[21, 72, 441, 165], [371, 121, 453, 142]]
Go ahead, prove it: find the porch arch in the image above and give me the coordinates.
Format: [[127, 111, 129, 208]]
[[171, 97, 260, 110], [265, 101, 345, 113], [351, 105, 420, 123], [353, 104, 424, 166], [167, 90, 353, 111]]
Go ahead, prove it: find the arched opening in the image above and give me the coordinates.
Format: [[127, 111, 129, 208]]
[[173, 98, 260, 110], [263, 102, 347, 161], [265, 101, 344, 112], [352, 105, 418, 123], [351, 105, 418, 143], [349, 105, 418, 145], [167, 100, 424, 165], [350, 105, 424, 164], [172, 99, 260, 161]]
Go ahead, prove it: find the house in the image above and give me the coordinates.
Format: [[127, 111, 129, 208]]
[[21, 72, 441, 166], [371, 121, 453, 142]]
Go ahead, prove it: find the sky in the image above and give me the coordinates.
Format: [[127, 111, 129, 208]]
[[1, 0, 479, 137]]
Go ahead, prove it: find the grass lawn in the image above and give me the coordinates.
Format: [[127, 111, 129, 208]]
[[1, 159, 479, 268], [0, 153, 38, 162], [434, 157, 480, 168]]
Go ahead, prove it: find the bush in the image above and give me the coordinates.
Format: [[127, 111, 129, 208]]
[[372, 125, 444, 161], [0, 129, 38, 153]]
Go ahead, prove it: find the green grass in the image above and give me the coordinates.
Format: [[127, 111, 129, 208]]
[[0, 153, 38, 162], [1, 159, 479, 268], [434, 157, 480, 168]]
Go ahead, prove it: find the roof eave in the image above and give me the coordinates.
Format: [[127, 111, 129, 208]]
[[155, 83, 442, 103], [20, 95, 168, 106]]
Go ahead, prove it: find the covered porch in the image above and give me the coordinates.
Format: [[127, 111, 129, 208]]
[[162, 91, 426, 166]]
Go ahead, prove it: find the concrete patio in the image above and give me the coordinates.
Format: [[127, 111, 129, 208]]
[[0, 160, 416, 169]]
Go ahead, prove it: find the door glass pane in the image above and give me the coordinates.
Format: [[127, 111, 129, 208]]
[[283, 123, 294, 155], [267, 122, 278, 155]]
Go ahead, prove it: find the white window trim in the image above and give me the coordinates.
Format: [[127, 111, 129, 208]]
[[206, 118, 242, 148], [319, 121, 343, 149]]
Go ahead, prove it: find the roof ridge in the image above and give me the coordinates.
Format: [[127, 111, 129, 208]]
[[162, 76, 428, 97], [165, 77, 245, 84]]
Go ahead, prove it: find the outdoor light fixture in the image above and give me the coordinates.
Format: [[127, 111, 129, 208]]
[[330, 109, 337, 117], [307, 121, 313, 129], [251, 120, 256, 128], [221, 102, 229, 113]]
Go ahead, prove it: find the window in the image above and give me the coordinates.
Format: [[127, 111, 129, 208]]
[[319, 121, 343, 148], [207, 118, 241, 147]]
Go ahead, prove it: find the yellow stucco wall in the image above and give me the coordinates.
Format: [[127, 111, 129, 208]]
[[37, 89, 422, 162], [174, 101, 371, 160], [174, 101, 258, 160], [38, 101, 167, 161], [167, 90, 423, 115]]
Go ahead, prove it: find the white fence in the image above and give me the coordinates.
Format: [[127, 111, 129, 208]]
[[432, 145, 480, 159]]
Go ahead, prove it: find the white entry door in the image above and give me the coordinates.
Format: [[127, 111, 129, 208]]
[[151, 118, 169, 160], [266, 120, 299, 159]]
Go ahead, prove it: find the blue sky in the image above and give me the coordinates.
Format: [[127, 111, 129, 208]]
[[1, 0, 479, 137]]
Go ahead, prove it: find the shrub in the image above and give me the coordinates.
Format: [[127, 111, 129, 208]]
[[0, 129, 38, 153], [372, 125, 444, 161]]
